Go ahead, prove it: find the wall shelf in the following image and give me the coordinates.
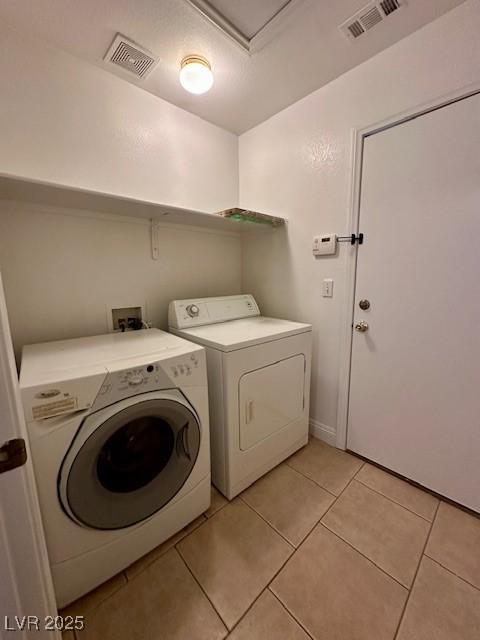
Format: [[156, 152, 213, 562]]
[[0, 175, 286, 233]]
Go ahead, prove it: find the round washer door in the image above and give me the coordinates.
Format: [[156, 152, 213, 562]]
[[59, 393, 200, 530]]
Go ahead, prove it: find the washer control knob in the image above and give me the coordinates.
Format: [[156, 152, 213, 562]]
[[128, 374, 144, 386], [186, 304, 200, 318]]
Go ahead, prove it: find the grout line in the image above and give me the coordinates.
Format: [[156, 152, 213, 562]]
[[284, 458, 356, 498], [71, 453, 461, 639], [354, 477, 435, 522], [205, 493, 229, 519], [226, 476, 359, 635], [317, 464, 364, 522], [239, 496, 296, 550], [347, 478, 434, 524], [225, 586, 270, 636], [219, 503, 312, 633], [346, 453, 480, 520], [62, 572, 128, 623], [247, 462, 371, 627], [174, 546, 229, 636], [268, 588, 315, 639], [352, 459, 367, 477], [238, 462, 343, 552], [123, 515, 207, 582], [319, 521, 410, 591], [283, 438, 361, 493], [315, 460, 437, 592], [177, 497, 296, 632], [279, 459, 334, 490], [311, 458, 414, 591], [423, 554, 480, 592], [392, 499, 441, 640], [176, 507, 296, 636], [292, 503, 335, 549]]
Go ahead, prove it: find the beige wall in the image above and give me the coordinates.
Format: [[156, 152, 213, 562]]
[[0, 19, 242, 363], [239, 0, 480, 443], [2, 2, 479, 430], [0, 21, 238, 214], [0, 203, 242, 361]]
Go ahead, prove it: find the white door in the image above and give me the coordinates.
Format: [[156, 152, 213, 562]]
[[347, 92, 480, 512], [0, 274, 59, 639]]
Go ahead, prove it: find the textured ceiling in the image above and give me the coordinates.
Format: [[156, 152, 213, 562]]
[[0, 0, 465, 133]]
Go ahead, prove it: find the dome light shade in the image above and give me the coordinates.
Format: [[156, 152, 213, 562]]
[[180, 56, 214, 95]]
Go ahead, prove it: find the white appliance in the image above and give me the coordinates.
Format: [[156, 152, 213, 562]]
[[168, 295, 312, 499], [19, 329, 210, 607]]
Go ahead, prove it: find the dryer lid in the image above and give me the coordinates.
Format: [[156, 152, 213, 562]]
[[172, 316, 311, 352]]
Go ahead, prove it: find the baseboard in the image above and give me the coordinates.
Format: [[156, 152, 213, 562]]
[[309, 419, 337, 447]]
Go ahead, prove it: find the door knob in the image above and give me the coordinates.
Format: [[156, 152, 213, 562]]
[[355, 321, 369, 333]]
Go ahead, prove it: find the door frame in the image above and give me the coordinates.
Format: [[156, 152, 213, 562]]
[[336, 81, 480, 450], [0, 272, 59, 639]]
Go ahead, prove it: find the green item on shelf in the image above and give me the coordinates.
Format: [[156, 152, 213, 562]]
[[216, 208, 285, 227]]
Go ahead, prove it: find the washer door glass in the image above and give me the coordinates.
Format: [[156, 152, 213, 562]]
[[62, 398, 200, 530]]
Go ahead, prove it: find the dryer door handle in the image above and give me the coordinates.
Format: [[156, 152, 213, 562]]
[[246, 400, 254, 425]]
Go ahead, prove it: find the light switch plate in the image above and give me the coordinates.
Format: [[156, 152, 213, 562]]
[[322, 279, 334, 297]]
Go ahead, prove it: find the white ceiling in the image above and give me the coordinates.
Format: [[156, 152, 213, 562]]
[[0, 0, 465, 133]]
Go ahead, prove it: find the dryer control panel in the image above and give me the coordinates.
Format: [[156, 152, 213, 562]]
[[168, 294, 260, 329]]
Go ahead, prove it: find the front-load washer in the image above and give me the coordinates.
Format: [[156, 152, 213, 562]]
[[19, 329, 210, 607], [168, 295, 312, 499]]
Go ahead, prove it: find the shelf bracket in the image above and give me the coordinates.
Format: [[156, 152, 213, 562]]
[[151, 219, 159, 260]]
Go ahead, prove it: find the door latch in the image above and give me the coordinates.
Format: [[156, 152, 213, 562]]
[[337, 233, 364, 245], [355, 321, 369, 333], [0, 438, 27, 474]]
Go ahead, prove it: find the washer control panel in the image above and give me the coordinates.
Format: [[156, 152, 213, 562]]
[[169, 352, 201, 379], [92, 351, 205, 412]]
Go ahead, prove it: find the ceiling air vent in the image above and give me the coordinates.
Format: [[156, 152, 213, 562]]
[[380, 0, 401, 16], [104, 34, 158, 79], [361, 6, 383, 30], [339, 0, 406, 42], [348, 21, 365, 39]]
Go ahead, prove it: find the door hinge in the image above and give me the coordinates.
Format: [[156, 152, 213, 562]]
[[0, 438, 27, 474], [337, 233, 364, 245]]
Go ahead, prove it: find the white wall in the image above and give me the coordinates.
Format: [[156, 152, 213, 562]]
[[2, 1, 480, 434], [0, 20, 242, 362], [0, 202, 242, 360], [0, 21, 238, 214], [239, 0, 480, 444]]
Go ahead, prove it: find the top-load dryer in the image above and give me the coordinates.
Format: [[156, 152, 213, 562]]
[[169, 295, 312, 499]]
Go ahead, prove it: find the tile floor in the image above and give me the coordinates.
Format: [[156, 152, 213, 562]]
[[61, 439, 480, 640]]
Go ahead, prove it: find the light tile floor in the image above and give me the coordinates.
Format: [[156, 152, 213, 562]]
[[62, 440, 480, 640]]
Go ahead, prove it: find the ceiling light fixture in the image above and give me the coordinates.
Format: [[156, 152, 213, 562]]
[[179, 56, 214, 95]]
